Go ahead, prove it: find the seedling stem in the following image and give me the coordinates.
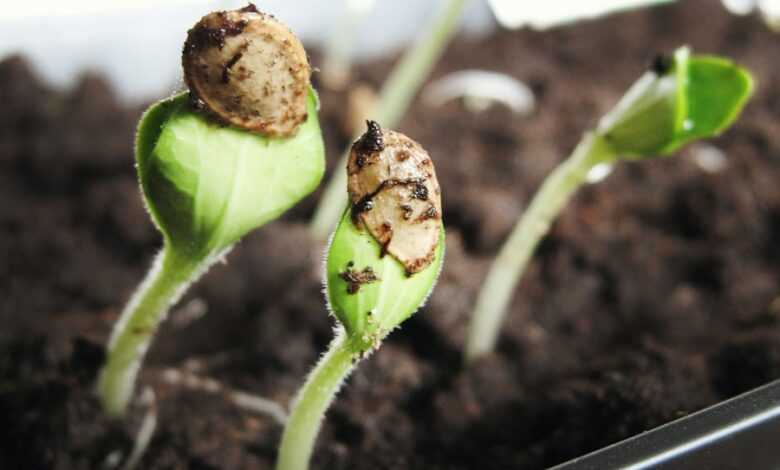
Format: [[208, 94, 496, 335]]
[[98, 249, 206, 415], [465, 133, 614, 360], [276, 329, 355, 470]]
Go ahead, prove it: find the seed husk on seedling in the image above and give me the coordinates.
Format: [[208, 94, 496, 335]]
[[308, 0, 467, 240], [464, 46, 754, 362], [183, 4, 311, 137], [96, 5, 325, 417], [275, 122, 444, 470]]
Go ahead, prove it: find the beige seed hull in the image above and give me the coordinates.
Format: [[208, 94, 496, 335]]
[[182, 6, 310, 137], [348, 125, 442, 275]]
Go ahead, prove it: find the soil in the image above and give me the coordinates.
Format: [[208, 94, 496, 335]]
[[2, 1, 780, 468]]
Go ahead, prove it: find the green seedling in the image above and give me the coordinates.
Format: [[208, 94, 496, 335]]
[[97, 6, 325, 417], [465, 47, 754, 362], [276, 122, 445, 470], [309, 0, 467, 240]]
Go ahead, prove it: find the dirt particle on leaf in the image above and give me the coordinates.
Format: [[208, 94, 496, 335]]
[[132, 326, 152, 335], [339, 264, 380, 294]]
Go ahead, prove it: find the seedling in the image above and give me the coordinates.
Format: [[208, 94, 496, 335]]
[[97, 6, 326, 417], [309, 0, 467, 240], [422, 69, 536, 115], [464, 47, 753, 362], [321, 0, 377, 90], [276, 122, 444, 470]]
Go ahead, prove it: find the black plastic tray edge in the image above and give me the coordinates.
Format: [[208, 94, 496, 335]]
[[549, 378, 780, 469]]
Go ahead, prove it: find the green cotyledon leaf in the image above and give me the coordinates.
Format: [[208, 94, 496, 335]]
[[665, 51, 754, 153], [597, 47, 754, 159], [326, 210, 444, 354], [136, 88, 325, 259]]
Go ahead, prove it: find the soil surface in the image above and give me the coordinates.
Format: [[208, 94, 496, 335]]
[[2, 1, 780, 468]]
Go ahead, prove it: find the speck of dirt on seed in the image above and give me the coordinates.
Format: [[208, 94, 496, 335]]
[[416, 204, 438, 222], [412, 183, 429, 200], [354, 120, 385, 155], [351, 195, 374, 225], [400, 204, 414, 220], [221, 50, 245, 83]]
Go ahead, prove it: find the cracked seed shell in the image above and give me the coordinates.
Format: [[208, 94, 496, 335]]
[[347, 121, 442, 274], [182, 5, 311, 137]]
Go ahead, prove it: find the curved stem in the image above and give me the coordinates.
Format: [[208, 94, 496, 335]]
[[309, 0, 468, 240], [464, 132, 616, 363], [276, 329, 356, 470], [97, 247, 203, 417]]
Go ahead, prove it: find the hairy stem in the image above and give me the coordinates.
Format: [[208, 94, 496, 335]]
[[465, 132, 616, 362], [97, 248, 204, 417], [309, 0, 468, 240], [276, 329, 356, 470]]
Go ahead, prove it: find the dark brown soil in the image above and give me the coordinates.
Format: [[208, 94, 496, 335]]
[[2, 1, 780, 468]]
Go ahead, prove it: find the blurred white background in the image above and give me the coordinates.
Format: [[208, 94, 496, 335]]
[[1, 0, 772, 103], [0, 0, 494, 102]]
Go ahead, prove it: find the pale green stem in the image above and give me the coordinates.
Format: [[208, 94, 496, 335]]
[[464, 132, 617, 363], [276, 328, 356, 470], [321, 0, 376, 89], [309, 0, 469, 240], [97, 247, 205, 417]]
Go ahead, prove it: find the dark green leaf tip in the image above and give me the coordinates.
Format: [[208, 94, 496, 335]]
[[662, 49, 754, 154]]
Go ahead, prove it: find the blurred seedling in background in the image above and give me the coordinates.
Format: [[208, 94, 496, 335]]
[[320, 0, 377, 90], [422, 69, 536, 115], [309, 0, 688, 240], [97, 5, 326, 417], [465, 46, 754, 362], [276, 122, 444, 470]]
